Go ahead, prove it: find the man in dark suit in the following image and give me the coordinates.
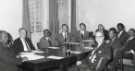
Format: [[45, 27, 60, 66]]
[[109, 28, 122, 57], [0, 31, 20, 71], [108, 28, 122, 71], [55, 24, 73, 46], [87, 31, 112, 71], [75, 23, 91, 42], [117, 23, 129, 46], [120, 28, 135, 59], [0, 42, 20, 71], [13, 28, 35, 55], [38, 29, 58, 49]]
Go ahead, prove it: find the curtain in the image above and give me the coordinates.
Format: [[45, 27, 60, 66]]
[[71, 0, 77, 34], [49, 0, 59, 36], [22, 0, 31, 38]]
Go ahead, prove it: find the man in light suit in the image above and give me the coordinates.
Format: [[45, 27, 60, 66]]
[[13, 28, 35, 55]]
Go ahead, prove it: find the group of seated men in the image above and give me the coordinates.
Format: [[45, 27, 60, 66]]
[[0, 22, 135, 71]]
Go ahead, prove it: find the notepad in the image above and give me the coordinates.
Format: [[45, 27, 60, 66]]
[[48, 47, 60, 49], [47, 55, 64, 60]]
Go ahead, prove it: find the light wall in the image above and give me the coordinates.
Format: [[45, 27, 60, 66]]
[[0, 0, 22, 39], [77, 0, 135, 31]]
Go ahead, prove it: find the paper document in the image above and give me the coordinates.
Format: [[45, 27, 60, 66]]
[[70, 51, 81, 54], [47, 55, 64, 60], [32, 50, 44, 53]]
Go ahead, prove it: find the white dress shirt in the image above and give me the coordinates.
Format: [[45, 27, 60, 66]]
[[20, 38, 30, 51], [80, 30, 85, 35], [118, 31, 123, 38], [62, 32, 67, 39]]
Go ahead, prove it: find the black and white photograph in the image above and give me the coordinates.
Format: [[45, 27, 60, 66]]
[[0, 0, 135, 71]]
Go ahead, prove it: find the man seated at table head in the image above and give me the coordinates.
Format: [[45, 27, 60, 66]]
[[13, 28, 35, 55], [38, 29, 58, 49], [88, 31, 112, 71], [55, 24, 72, 46]]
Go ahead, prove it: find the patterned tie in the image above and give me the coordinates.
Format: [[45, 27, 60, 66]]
[[25, 40, 31, 51]]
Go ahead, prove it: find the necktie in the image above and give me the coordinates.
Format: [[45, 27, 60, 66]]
[[25, 40, 31, 51], [64, 33, 67, 42], [81, 34, 84, 39], [48, 39, 52, 46]]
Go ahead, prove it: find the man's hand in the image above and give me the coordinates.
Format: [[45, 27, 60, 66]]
[[76, 61, 82, 66]]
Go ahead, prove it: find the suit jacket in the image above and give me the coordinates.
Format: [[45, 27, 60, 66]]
[[88, 42, 112, 71], [55, 32, 73, 46], [38, 37, 58, 49], [75, 31, 90, 42], [0, 42, 20, 71], [108, 38, 122, 70], [123, 37, 135, 52], [13, 37, 35, 55], [117, 31, 129, 46], [110, 38, 122, 57], [120, 37, 135, 59]]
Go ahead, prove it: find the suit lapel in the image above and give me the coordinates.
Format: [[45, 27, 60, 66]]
[[18, 38, 24, 51]]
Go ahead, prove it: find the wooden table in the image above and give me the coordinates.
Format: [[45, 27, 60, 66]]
[[18, 44, 91, 71]]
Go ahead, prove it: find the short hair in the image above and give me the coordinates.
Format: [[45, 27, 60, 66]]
[[109, 27, 117, 34], [129, 28, 135, 33], [43, 29, 52, 36], [80, 22, 86, 28], [117, 23, 125, 29], [0, 31, 13, 44], [19, 28, 27, 32], [62, 24, 68, 28]]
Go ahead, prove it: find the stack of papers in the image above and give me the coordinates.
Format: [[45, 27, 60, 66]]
[[47, 55, 64, 60]]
